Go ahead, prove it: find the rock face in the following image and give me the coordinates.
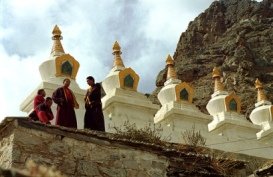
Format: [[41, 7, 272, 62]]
[[153, 0, 273, 118]]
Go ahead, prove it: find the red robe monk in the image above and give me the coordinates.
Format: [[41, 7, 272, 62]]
[[29, 89, 46, 121], [34, 89, 46, 113], [37, 97, 54, 124], [52, 78, 79, 128]]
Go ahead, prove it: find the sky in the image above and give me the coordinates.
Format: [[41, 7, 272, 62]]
[[0, 0, 261, 121]]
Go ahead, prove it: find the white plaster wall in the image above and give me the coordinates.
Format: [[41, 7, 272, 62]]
[[250, 105, 272, 125], [157, 84, 176, 105], [102, 71, 120, 95], [39, 59, 56, 82], [104, 101, 158, 133], [206, 95, 227, 116]]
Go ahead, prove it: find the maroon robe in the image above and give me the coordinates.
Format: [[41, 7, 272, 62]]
[[37, 102, 54, 124], [84, 83, 105, 131], [52, 87, 77, 128], [28, 94, 45, 121], [34, 95, 45, 113]]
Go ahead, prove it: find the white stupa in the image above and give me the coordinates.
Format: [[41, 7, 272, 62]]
[[250, 79, 273, 139], [206, 67, 260, 139], [154, 55, 212, 143], [102, 41, 159, 132], [20, 25, 86, 128]]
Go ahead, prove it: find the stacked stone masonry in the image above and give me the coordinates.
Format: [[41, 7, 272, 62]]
[[0, 118, 252, 177]]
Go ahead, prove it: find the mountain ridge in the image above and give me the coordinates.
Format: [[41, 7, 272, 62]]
[[151, 0, 273, 118]]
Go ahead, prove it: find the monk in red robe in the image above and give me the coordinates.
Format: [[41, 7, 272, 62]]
[[34, 89, 46, 110], [52, 78, 79, 128], [29, 89, 46, 121], [37, 97, 54, 124]]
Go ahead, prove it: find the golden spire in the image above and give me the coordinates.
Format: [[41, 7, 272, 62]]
[[212, 67, 224, 92], [255, 78, 267, 102], [51, 25, 65, 55], [166, 54, 177, 80], [112, 41, 125, 68]]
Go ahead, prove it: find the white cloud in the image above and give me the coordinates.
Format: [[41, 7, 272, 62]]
[[0, 45, 42, 119]]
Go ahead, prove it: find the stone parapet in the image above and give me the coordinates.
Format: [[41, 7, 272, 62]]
[[0, 118, 249, 177]]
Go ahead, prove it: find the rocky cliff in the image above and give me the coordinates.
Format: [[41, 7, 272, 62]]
[[152, 0, 273, 118]]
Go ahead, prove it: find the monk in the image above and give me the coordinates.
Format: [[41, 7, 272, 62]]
[[36, 97, 54, 124], [52, 78, 79, 128], [34, 89, 46, 110], [29, 89, 46, 121], [84, 76, 105, 131]]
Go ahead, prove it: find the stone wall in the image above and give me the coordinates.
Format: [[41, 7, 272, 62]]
[[0, 134, 13, 169], [0, 118, 250, 177], [11, 124, 168, 177]]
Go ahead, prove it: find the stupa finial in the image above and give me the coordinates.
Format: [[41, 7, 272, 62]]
[[166, 54, 177, 80], [212, 67, 224, 92], [255, 78, 267, 102], [50, 25, 65, 55], [112, 41, 125, 68]]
